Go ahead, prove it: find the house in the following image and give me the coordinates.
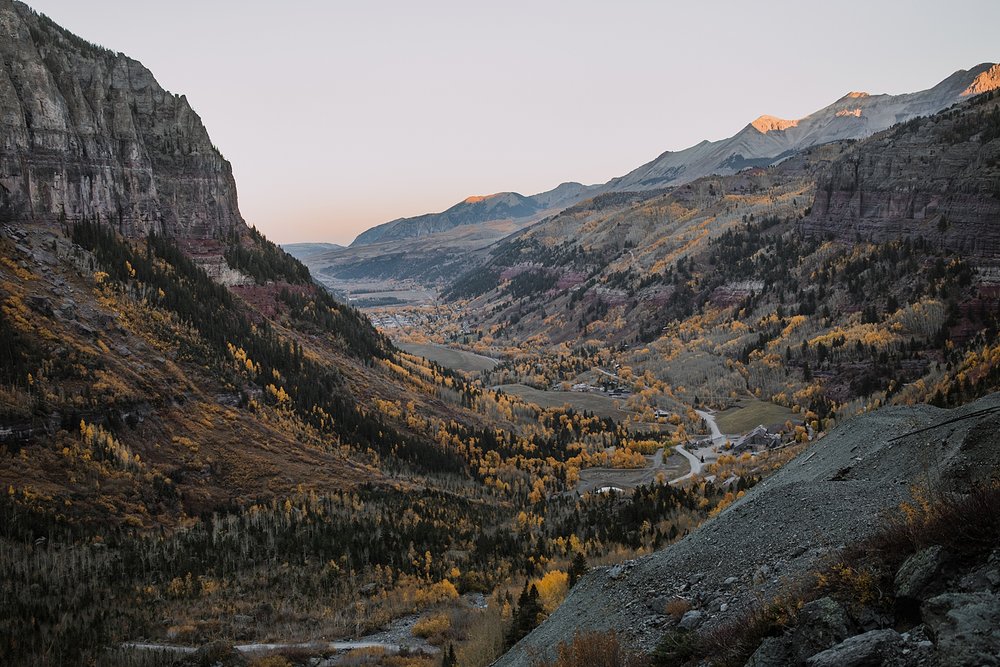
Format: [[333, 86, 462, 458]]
[[732, 425, 782, 452]]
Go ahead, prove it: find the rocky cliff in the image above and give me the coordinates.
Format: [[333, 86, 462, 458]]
[[801, 90, 1000, 259], [0, 0, 244, 239]]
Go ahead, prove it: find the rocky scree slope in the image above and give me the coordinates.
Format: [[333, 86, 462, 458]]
[[801, 90, 1000, 259], [497, 394, 1000, 666], [0, 0, 243, 239]]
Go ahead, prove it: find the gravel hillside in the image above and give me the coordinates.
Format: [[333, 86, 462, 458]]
[[497, 395, 1000, 665]]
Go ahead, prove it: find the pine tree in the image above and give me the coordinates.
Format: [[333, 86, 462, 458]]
[[568, 552, 589, 588], [506, 581, 544, 648], [442, 643, 457, 667]]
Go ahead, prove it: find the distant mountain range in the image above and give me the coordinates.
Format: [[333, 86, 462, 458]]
[[345, 62, 999, 249], [351, 181, 596, 246], [282, 242, 344, 258], [607, 62, 1000, 191]]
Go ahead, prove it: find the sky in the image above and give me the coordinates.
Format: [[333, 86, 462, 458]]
[[25, 0, 1000, 245]]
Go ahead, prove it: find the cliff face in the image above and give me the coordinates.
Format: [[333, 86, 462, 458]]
[[801, 91, 1000, 259], [0, 0, 244, 239]]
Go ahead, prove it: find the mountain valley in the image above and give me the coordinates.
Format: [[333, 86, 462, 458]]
[[1, 2, 1000, 666]]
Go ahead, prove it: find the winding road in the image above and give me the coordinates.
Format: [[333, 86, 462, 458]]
[[695, 409, 726, 446], [669, 445, 704, 484], [123, 640, 411, 656], [669, 410, 726, 485]]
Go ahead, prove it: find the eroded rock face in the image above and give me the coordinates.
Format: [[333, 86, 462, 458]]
[[0, 0, 245, 239], [801, 93, 1000, 259]]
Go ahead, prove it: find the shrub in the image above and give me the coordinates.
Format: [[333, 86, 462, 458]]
[[412, 614, 451, 639], [663, 597, 690, 621], [533, 631, 649, 667], [689, 596, 800, 667], [650, 629, 700, 666], [249, 657, 292, 667], [855, 481, 1000, 564]]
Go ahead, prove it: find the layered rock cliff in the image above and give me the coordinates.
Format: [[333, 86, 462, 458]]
[[801, 91, 1000, 259], [0, 0, 244, 239]]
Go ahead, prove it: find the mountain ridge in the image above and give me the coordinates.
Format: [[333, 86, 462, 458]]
[[606, 62, 999, 193], [323, 63, 999, 287], [350, 181, 596, 246]]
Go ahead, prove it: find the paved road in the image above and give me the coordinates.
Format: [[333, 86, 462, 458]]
[[125, 639, 420, 656], [668, 410, 726, 485], [695, 409, 726, 446], [668, 444, 703, 484]]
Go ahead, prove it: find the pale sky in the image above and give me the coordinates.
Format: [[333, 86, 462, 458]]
[[25, 0, 1000, 245]]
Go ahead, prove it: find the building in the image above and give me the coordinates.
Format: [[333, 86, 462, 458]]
[[732, 425, 782, 452]]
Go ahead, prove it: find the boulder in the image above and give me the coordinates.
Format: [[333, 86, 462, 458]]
[[805, 629, 903, 667], [744, 597, 851, 667], [745, 636, 794, 667], [26, 295, 53, 316], [678, 610, 704, 630], [895, 545, 947, 600], [922, 591, 1000, 667], [796, 597, 851, 648]]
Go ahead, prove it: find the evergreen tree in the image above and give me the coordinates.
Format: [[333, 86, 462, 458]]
[[506, 582, 544, 648], [568, 551, 589, 588], [442, 643, 457, 667]]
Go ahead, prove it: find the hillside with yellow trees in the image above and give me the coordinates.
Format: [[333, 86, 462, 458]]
[[433, 90, 1000, 432]]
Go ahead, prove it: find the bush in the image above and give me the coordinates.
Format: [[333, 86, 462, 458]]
[[855, 481, 1000, 564], [688, 596, 800, 667], [412, 614, 451, 639], [534, 631, 649, 667], [663, 597, 690, 621]]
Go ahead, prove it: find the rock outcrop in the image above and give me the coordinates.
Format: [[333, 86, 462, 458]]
[[801, 91, 1000, 259], [0, 0, 245, 239]]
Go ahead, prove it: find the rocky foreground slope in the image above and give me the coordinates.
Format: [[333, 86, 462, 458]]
[[0, 0, 243, 239], [498, 395, 1000, 666]]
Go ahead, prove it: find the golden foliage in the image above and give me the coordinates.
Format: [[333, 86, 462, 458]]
[[412, 613, 451, 638], [534, 570, 569, 614]]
